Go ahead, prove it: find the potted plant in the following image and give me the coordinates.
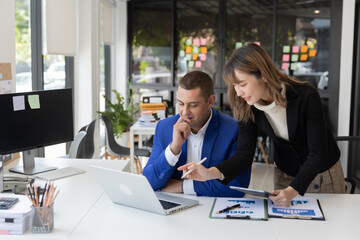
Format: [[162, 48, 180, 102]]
[[98, 89, 139, 146]]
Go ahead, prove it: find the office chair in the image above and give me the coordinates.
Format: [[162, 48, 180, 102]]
[[335, 136, 360, 194], [78, 119, 97, 159], [100, 115, 151, 174], [68, 131, 87, 158]]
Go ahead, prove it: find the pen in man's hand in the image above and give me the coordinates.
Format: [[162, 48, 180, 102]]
[[216, 204, 241, 214], [181, 157, 207, 179]]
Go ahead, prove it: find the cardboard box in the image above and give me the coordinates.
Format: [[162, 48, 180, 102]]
[[0, 63, 12, 94]]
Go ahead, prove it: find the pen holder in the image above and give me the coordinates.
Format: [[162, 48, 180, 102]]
[[31, 205, 54, 233]]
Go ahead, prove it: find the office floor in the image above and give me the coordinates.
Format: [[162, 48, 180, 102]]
[[249, 162, 360, 194]]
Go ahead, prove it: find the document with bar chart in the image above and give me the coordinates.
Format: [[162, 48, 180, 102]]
[[267, 196, 325, 220]]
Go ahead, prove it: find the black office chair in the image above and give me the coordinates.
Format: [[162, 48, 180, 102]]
[[68, 131, 87, 158], [78, 119, 97, 159], [335, 136, 360, 194], [101, 115, 151, 173]]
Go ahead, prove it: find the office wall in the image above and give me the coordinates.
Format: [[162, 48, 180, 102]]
[[338, 0, 356, 175], [0, 0, 15, 92]]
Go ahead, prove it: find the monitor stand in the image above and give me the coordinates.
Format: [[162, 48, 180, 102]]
[[9, 150, 57, 175]]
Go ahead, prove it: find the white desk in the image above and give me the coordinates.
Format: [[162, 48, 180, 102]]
[[4, 158, 360, 239], [129, 121, 155, 172]]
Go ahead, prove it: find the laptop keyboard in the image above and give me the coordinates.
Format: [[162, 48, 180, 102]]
[[159, 199, 181, 210]]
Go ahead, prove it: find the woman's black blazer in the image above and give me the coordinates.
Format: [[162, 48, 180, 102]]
[[216, 82, 340, 195]]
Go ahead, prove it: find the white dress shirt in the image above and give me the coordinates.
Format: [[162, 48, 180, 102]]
[[165, 110, 212, 194]]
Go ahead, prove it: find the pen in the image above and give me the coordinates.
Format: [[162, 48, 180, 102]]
[[181, 157, 207, 179], [226, 215, 250, 219], [216, 203, 241, 214]]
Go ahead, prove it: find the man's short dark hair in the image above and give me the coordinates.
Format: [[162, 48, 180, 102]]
[[178, 71, 214, 99]]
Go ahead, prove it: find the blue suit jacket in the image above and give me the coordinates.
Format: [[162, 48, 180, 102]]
[[143, 108, 251, 197]]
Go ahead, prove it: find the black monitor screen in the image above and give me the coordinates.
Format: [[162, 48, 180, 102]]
[[0, 88, 74, 155]]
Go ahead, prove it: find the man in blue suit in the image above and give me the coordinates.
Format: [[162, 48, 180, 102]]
[[143, 71, 251, 197]]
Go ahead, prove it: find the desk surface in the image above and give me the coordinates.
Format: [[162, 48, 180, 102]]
[[4, 158, 360, 240]]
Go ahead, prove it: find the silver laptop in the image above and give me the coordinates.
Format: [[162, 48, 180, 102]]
[[90, 165, 199, 215]]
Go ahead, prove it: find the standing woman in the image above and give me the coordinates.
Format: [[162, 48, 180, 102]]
[[179, 43, 345, 207]]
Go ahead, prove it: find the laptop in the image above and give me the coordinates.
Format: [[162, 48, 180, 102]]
[[90, 165, 199, 215]]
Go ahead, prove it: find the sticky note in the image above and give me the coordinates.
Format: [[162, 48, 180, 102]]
[[254, 42, 260, 46], [200, 47, 207, 54], [193, 38, 200, 46], [0, 73, 2, 79], [195, 61, 202, 68], [179, 50, 185, 57], [186, 39, 192, 45], [13, 95, 25, 111], [193, 47, 199, 54], [186, 54, 192, 61], [301, 45, 308, 53], [300, 54, 308, 61], [283, 45, 290, 53], [291, 54, 299, 62], [188, 61, 194, 68], [192, 54, 199, 60], [309, 49, 317, 57], [290, 63, 298, 70], [281, 63, 289, 70], [282, 54, 290, 62], [235, 42, 243, 49], [200, 54, 207, 61], [185, 46, 192, 54], [292, 46, 299, 53], [28, 95, 40, 109], [200, 38, 207, 45]]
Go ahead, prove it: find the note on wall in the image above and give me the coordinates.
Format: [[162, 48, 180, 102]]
[[309, 49, 317, 57], [283, 45, 290, 53], [200, 47, 207, 54], [292, 46, 299, 53], [291, 54, 299, 62], [301, 45, 308, 53], [290, 63, 298, 70], [188, 61, 194, 68], [192, 54, 199, 61], [282, 54, 290, 62], [193, 38, 200, 46], [235, 42, 243, 49], [200, 54, 207, 61], [13, 95, 25, 111], [28, 95, 40, 109], [185, 46, 192, 54], [195, 61, 201, 68], [186, 39, 192, 45], [193, 47, 199, 54], [186, 54, 192, 61], [281, 63, 289, 70], [179, 50, 185, 57], [300, 54, 308, 61], [0, 80, 12, 94], [200, 38, 207, 45]]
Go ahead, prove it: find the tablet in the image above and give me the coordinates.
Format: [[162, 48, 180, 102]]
[[229, 186, 274, 198]]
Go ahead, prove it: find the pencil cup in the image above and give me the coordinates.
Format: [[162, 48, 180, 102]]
[[31, 205, 54, 233]]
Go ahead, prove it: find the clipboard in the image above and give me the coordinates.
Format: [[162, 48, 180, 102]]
[[229, 186, 274, 198], [209, 198, 268, 221], [267, 197, 325, 221]]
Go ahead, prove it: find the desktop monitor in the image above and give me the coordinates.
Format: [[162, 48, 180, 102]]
[[0, 88, 74, 175]]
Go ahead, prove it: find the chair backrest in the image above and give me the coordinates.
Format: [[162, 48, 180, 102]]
[[101, 115, 130, 156], [101, 115, 151, 157], [82, 119, 97, 159], [68, 131, 87, 158]]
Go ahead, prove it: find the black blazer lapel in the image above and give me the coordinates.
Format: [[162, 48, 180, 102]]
[[286, 86, 300, 143]]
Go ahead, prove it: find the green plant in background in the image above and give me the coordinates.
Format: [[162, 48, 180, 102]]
[[98, 89, 139, 138]]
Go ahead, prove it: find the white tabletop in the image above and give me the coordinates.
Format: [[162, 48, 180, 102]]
[[3, 158, 360, 240]]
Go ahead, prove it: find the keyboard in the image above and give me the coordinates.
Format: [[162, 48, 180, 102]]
[[36, 167, 86, 181], [0, 197, 19, 209], [159, 199, 181, 210]]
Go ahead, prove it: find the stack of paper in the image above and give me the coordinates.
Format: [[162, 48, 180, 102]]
[[139, 102, 167, 127], [0, 194, 32, 235]]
